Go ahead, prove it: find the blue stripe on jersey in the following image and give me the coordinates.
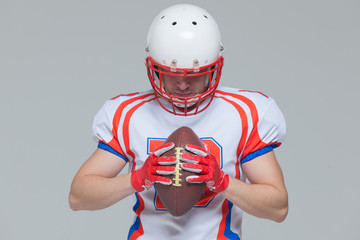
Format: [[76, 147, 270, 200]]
[[240, 144, 278, 164], [224, 201, 241, 240], [97, 142, 128, 162], [128, 193, 141, 239]]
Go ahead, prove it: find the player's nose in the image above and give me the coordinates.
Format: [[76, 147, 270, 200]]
[[176, 78, 190, 90]]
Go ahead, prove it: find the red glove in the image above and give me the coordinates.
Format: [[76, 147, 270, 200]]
[[131, 142, 177, 192], [181, 144, 229, 193]]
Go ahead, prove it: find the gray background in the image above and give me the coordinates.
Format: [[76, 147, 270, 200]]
[[1, 0, 359, 239]]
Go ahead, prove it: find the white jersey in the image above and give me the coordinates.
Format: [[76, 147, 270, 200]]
[[92, 86, 286, 240]]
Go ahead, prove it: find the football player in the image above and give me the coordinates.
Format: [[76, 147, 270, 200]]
[[69, 4, 288, 239]]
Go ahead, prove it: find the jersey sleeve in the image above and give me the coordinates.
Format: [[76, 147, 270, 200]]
[[240, 99, 286, 164], [92, 102, 128, 162]]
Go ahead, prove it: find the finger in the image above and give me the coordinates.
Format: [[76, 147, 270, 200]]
[[153, 166, 176, 175], [185, 175, 205, 184], [156, 156, 178, 165], [180, 154, 203, 164], [201, 140, 210, 152], [185, 144, 208, 157], [154, 176, 173, 185], [154, 142, 175, 156], [181, 162, 207, 173]]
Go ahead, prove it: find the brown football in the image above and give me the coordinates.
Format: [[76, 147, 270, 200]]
[[155, 126, 206, 217]]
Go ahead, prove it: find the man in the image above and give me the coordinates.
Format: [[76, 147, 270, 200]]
[[69, 4, 288, 239]]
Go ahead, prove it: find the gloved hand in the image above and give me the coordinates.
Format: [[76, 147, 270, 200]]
[[131, 142, 177, 192], [181, 144, 229, 193]]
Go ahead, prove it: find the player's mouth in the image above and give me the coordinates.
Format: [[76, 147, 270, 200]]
[[172, 92, 195, 98]]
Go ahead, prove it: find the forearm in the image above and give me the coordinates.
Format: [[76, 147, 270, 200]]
[[69, 173, 135, 211], [221, 177, 288, 222]]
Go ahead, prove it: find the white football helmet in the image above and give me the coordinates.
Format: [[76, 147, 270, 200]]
[[145, 4, 224, 116]]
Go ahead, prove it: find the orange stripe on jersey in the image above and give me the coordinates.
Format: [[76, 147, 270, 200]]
[[217, 199, 230, 240], [214, 96, 248, 179], [113, 95, 155, 240], [124, 98, 156, 240], [122, 97, 156, 163], [111, 93, 154, 160], [216, 90, 267, 163]]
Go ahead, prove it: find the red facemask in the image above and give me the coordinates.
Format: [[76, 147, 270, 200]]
[[146, 56, 224, 116]]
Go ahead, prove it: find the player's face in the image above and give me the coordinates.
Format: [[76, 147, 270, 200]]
[[161, 69, 209, 98]]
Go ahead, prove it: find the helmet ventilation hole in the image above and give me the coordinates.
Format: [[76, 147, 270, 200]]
[[172, 22, 177, 25], [204, 15, 208, 18], [161, 16, 165, 19], [192, 21, 197, 25]]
